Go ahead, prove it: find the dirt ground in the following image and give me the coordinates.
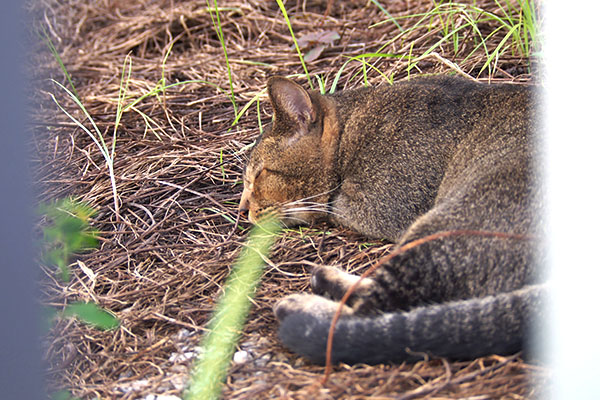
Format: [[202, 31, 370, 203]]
[[29, 0, 548, 398]]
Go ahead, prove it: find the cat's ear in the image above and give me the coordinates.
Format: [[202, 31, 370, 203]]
[[267, 77, 316, 131]]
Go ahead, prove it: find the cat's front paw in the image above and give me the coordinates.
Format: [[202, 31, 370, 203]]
[[311, 265, 375, 304], [274, 293, 353, 322]]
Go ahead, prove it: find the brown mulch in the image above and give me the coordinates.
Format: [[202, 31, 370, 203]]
[[29, 0, 547, 398]]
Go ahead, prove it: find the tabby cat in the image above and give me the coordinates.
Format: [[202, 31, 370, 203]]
[[240, 75, 544, 364]]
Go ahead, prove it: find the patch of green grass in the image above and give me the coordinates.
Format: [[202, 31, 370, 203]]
[[340, 0, 541, 82], [396, 0, 540, 76], [185, 214, 281, 400], [330, 53, 403, 92], [494, 0, 539, 58], [50, 66, 224, 218]]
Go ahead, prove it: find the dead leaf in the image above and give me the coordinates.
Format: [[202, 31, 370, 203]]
[[305, 45, 326, 62], [296, 30, 340, 49], [295, 30, 340, 62]]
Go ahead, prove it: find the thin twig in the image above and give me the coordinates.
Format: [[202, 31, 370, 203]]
[[396, 354, 521, 400]]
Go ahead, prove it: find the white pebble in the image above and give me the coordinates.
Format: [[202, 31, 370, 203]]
[[233, 350, 250, 364]]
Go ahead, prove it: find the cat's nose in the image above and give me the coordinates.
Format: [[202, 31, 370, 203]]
[[239, 187, 251, 213], [239, 199, 249, 214]]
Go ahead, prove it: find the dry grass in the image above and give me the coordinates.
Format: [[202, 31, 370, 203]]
[[29, 0, 547, 398]]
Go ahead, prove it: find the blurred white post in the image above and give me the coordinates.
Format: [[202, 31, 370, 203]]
[[544, 1, 600, 398]]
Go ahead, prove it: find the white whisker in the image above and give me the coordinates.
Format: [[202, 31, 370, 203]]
[[289, 200, 344, 214], [284, 205, 344, 220], [286, 184, 342, 207]]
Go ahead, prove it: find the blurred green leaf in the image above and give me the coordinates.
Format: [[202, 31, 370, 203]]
[[50, 389, 81, 400], [42, 307, 59, 332], [39, 198, 98, 282], [63, 302, 120, 330]]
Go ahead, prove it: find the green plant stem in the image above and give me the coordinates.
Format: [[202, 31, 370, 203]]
[[185, 215, 281, 400]]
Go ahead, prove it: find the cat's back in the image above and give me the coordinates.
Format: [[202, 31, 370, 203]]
[[325, 76, 538, 240], [331, 75, 533, 128]]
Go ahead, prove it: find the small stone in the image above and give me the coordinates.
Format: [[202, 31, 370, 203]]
[[233, 350, 251, 364], [154, 396, 182, 400]]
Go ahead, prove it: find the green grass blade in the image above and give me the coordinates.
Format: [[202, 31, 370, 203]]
[[257, 98, 263, 134], [50, 79, 121, 216], [130, 106, 166, 141], [368, 0, 403, 31], [206, 0, 238, 115], [316, 74, 326, 94], [48, 82, 110, 161], [113, 54, 133, 159], [39, 25, 80, 101], [274, 0, 313, 89], [160, 41, 174, 98], [330, 58, 353, 94], [230, 88, 267, 128], [495, 0, 516, 24]]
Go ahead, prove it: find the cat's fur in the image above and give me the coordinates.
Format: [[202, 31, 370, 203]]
[[240, 75, 544, 364]]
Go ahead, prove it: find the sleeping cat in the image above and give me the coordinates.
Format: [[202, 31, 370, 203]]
[[239, 75, 545, 364]]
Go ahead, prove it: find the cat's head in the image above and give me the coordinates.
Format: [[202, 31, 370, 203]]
[[240, 77, 340, 226]]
